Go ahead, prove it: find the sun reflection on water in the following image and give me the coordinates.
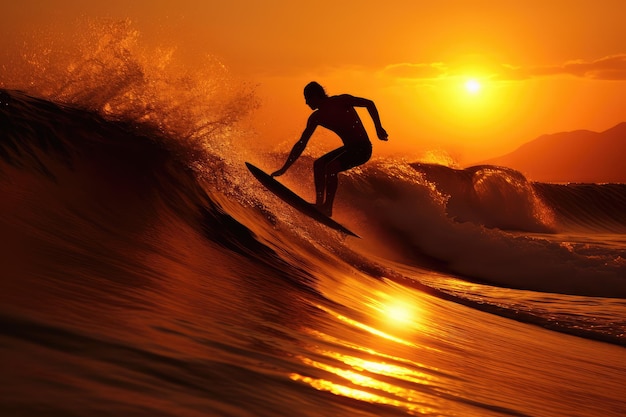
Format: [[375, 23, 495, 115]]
[[288, 284, 444, 415], [315, 304, 415, 346], [367, 291, 423, 333], [289, 372, 412, 409], [322, 352, 438, 386], [289, 352, 438, 415]]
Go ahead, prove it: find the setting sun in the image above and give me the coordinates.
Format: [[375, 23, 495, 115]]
[[465, 79, 481, 94]]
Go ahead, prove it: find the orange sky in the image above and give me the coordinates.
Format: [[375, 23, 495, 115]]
[[4, 0, 626, 163]]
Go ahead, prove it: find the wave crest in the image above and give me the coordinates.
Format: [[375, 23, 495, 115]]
[[0, 18, 258, 170]]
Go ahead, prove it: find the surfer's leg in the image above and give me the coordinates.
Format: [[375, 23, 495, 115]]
[[320, 145, 373, 216], [314, 148, 346, 209], [313, 159, 327, 207], [323, 167, 340, 216], [314, 145, 372, 216]]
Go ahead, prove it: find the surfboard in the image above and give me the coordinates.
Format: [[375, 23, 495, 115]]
[[245, 162, 360, 238]]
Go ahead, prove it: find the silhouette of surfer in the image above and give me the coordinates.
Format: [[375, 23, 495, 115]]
[[271, 81, 388, 217]]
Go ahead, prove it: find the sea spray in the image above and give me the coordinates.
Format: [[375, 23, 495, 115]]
[[0, 18, 258, 179]]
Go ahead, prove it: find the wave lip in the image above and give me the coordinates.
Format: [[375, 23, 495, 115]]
[[412, 162, 556, 233]]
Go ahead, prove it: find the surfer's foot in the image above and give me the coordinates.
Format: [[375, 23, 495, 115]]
[[315, 203, 332, 217]]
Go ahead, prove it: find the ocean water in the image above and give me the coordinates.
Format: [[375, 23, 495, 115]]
[[1, 22, 626, 417]]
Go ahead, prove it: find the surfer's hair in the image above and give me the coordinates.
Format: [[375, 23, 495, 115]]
[[304, 81, 327, 99]]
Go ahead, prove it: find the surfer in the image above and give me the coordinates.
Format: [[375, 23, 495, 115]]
[[271, 81, 388, 217]]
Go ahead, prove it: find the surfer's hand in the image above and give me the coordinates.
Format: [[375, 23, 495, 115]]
[[377, 127, 388, 141]]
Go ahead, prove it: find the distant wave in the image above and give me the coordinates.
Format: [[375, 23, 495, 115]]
[[406, 162, 626, 234], [334, 159, 626, 298], [534, 182, 626, 233], [411, 163, 557, 233]]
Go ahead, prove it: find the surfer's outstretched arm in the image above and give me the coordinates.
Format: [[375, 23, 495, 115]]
[[349, 96, 389, 141], [271, 117, 317, 177]]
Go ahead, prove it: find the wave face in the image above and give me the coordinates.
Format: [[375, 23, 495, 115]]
[[1, 22, 626, 417]]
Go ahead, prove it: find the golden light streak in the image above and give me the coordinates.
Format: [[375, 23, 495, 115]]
[[290, 373, 403, 405], [306, 328, 443, 361], [289, 356, 436, 415], [321, 352, 438, 385], [315, 304, 415, 347]]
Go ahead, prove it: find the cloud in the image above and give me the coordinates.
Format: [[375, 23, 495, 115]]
[[384, 54, 626, 82], [500, 54, 626, 81], [382, 62, 448, 79]]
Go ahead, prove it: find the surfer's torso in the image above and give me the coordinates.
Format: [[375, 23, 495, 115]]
[[309, 94, 370, 148]]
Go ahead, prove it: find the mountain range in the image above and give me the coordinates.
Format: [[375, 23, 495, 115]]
[[477, 122, 626, 183]]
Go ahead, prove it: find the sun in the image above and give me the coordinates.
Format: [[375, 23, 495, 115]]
[[465, 78, 481, 94]]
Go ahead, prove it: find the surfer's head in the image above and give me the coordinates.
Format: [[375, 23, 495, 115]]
[[304, 81, 327, 110]]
